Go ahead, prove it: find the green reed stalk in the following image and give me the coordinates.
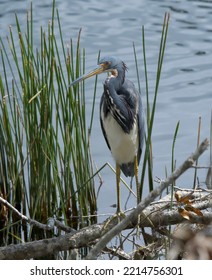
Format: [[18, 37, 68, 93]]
[[139, 13, 170, 199], [167, 120, 180, 250], [193, 116, 201, 189], [0, 0, 96, 247]]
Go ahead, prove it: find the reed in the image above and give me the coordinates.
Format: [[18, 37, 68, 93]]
[[134, 13, 170, 199], [0, 0, 97, 246]]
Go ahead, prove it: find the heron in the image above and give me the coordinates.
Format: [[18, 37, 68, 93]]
[[70, 56, 145, 213]]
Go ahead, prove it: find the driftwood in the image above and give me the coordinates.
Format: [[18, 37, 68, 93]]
[[0, 138, 210, 260], [85, 138, 209, 259]]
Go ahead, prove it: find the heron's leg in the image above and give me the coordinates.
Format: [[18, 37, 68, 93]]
[[134, 156, 141, 237], [102, 164, 123, 231], [134, 156, 140, 205], [116, 163, 121, 213]]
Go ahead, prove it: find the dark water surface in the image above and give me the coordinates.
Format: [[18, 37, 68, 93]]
[[0, 0, 211, 214]]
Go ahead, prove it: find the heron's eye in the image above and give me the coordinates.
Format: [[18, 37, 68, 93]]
[[104, 61, 110, 67]]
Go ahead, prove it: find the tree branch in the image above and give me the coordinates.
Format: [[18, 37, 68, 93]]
[[0, 138, 209, 260], [85, 138, 209, 259], [0, 196, 76, 233]]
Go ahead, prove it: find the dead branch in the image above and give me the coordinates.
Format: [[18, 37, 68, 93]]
[[86, 138, 209, 259], [0, 195, 211, 259], [0, 138, 209, 260], [0, 197, 76, 233]]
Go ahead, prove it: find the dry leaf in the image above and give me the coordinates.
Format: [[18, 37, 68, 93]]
[[178, 208, 191, 220]]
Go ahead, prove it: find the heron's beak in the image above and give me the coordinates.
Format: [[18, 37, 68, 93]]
[[69, 64, 105, 87]]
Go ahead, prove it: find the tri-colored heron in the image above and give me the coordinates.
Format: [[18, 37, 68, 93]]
[[70, 56, 145, 212]]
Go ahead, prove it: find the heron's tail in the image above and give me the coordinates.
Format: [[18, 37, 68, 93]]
[[120, 162, 134, 177]]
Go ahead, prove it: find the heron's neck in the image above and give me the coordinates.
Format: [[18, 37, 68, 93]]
[[107, 68, 125, 91]]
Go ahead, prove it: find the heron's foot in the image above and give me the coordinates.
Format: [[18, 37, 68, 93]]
[[103, 211, 126, 232], [116, 210, 126, 220]]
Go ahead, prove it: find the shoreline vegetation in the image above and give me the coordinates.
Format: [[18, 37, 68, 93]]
[[0, 1, 211, 259]]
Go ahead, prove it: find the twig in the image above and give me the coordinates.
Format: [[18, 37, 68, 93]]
[[104, 247, 131, 260], [0, 196, 29, 222], [85, 138, 209, 259], [174, 186, 212, 192], [0, 196, 53, 230], [0, 196, 75, 233]]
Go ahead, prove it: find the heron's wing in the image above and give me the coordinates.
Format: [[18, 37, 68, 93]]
[[116, 80, 138, 133], [123, 80, 145, 164], [99, 94, 111, 151]]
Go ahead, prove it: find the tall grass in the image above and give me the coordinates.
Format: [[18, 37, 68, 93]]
[[0, 1, 97, 246], [135, 13, 170, 200]]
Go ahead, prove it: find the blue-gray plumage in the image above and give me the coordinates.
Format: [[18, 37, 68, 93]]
[[70, 56, 145, 212], [99, 57, 144, 177]]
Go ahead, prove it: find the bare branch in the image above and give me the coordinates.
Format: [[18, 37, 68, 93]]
[[85, 138, 209, 259], [0, 196, 76, 233], [0, 194, 211, 259], [0, 139, 209, 260]]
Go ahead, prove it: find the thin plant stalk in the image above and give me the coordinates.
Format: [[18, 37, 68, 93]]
[[140, 13, 170, 198], [0, 0, 97, 248]]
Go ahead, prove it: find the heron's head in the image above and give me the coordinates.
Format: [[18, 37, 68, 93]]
[[69, 56, 127, 87]]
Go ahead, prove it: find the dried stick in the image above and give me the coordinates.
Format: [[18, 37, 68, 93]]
[[0, 196, 53, 230], [85, 138, 209, 259], [0, 196, 75, 233]]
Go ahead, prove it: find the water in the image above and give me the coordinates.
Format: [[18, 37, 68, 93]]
[[0, 0, 211, 214]]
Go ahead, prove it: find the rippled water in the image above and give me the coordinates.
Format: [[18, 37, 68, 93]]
[[0, 0, 211, 214]]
